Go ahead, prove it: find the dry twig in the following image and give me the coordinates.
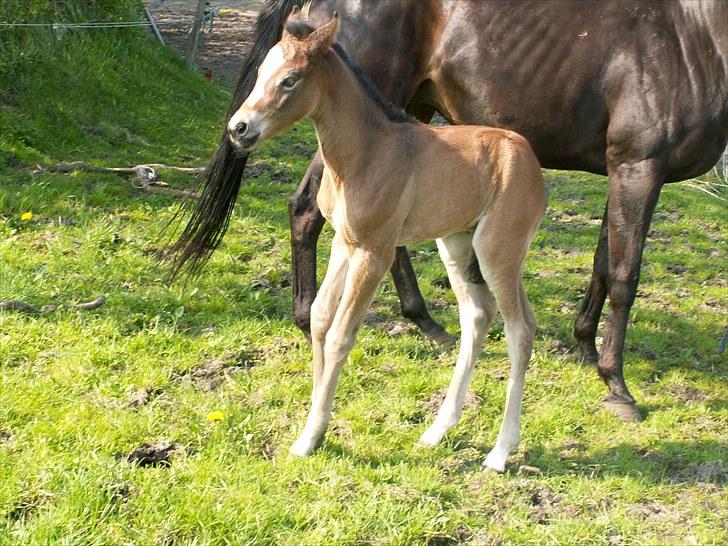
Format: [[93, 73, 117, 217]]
[[0, 296, 106, 314]]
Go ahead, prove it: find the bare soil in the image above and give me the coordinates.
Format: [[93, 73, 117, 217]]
[[142, 0, 265, 85]]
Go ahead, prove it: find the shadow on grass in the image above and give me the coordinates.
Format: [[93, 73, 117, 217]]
[[517, 439, 728, 485]]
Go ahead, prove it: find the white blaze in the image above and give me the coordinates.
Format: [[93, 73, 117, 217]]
[[246, 45, 286, 109], [227, 45, 285, 137]]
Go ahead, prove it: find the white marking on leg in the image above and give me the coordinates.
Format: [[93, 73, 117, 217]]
[[483, 285, 535, 472], [419, 233, 494, 447]]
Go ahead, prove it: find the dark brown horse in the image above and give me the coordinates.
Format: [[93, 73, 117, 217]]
[[171, 0, 728, 421]]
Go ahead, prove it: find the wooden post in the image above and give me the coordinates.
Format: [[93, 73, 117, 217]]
[[185, 0, 207, 70]]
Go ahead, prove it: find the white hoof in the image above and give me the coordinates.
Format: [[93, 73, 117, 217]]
[[418, 424, 447, 447], [290, 436, 318, 457], [483, 449, 508, 473]]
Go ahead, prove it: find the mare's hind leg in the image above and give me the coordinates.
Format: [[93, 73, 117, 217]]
[[419, 232, 496, 446], [573, 204, 609, 362], [391, 247, 454, 346], [598, 158, 663, 422]]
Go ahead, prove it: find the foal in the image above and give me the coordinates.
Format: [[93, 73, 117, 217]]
[[227, 10, 547, 472]]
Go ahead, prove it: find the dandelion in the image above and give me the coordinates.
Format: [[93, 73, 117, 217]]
[[20, 212, 33, 221], [206, 410, 225, 422]]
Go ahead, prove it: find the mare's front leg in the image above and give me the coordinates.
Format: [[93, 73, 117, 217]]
[[290, 245, 395, 456], [598, 157, 663, 422], [288, 152, 326, 338]]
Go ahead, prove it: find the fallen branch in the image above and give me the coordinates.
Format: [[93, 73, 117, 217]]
[[0, 295, 106, 314], [42, 161, 206, 176], [34, 162, 203, 198]]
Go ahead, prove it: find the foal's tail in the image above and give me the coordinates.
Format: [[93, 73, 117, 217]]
[[168, 0, 306, 276]]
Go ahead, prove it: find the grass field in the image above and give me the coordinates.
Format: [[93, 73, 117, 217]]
[[1, 5, 727, 545]]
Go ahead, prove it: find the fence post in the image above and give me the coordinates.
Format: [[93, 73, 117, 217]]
[[185, 0, 207, 70]]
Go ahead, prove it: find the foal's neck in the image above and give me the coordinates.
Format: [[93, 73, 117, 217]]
[[310, 52, 400, 181]]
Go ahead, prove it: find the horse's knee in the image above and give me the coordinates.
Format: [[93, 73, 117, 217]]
[[324, 332, 354, 361], [462, 305, 489, 333], [608, 274, 638, 312], [309, 299, 331, 341]]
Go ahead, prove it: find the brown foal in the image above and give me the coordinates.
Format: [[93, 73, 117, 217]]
[[227, 10, 547, 472]]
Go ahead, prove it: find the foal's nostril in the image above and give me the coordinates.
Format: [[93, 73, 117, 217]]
[[234, 122, 248, 138]]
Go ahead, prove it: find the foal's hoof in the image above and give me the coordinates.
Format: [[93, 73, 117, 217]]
[[601, 396, 643, 422], [289, 436, 320, 457]]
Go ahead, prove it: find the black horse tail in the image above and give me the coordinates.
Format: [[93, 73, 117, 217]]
[[168, 0, 306, 277]]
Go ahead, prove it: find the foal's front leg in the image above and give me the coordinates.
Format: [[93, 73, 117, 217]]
[[291, 245, 394, 456], [308, 233, 350, 408]]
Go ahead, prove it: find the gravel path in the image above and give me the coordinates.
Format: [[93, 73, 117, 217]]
[[142, 0, 265, 85]]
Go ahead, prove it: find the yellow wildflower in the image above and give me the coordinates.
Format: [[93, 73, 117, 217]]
[[206, 410, 225, 422], [20, 212, 33, 221]]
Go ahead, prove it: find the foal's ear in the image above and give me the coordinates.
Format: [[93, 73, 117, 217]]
[[305, 12, 339, 58]]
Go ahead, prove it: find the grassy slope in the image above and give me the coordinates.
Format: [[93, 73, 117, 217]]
[[0, 6, 726, 545]]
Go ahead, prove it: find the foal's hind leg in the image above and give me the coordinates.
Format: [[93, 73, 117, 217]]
[[473, 220, 538, 473], [419, 232, 495, 446]]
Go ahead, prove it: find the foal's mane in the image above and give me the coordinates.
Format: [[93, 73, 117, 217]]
[[285, 19, 414, 124]]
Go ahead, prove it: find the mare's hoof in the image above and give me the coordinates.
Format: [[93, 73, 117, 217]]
[[601, 396, 642, 422], [575, 340, 599, 364], [424, 327, 456, 349]]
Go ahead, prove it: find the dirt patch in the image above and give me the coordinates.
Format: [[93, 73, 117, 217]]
[[125, 441, 185, 467], [246, 159, 296, 183], [126, 386, 163, 409], [421, 387, 482, 416], [142, 0, 264, 85], [183, 348, 262, 391], [674, 460, 728, 484], [528, 484, 562, 524], [364, 311, 417, 337], [0, 428, 12, 444], [665, 383, 708, 403], [424, 524, 473, 546], [5, 489, 55, 522]]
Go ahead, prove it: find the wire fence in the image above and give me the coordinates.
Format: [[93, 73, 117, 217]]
[[0, 20, 189, 29]]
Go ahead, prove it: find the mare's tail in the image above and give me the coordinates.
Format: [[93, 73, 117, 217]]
[[168, 0, 305, 276]]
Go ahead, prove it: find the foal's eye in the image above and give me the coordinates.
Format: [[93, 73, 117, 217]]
[[280, 76, 298, 90]]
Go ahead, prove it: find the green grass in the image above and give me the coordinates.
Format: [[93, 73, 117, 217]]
[[1, 6, 726, 545]]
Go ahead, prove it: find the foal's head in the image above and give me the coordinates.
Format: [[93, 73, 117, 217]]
[[227, 8, 339, 151]]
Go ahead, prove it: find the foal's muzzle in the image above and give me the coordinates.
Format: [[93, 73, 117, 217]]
[[228, 120, 260, 150]]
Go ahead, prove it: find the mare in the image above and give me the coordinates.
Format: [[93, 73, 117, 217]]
[[170, 0, 728, 422], [226, 9, 547, 471]]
